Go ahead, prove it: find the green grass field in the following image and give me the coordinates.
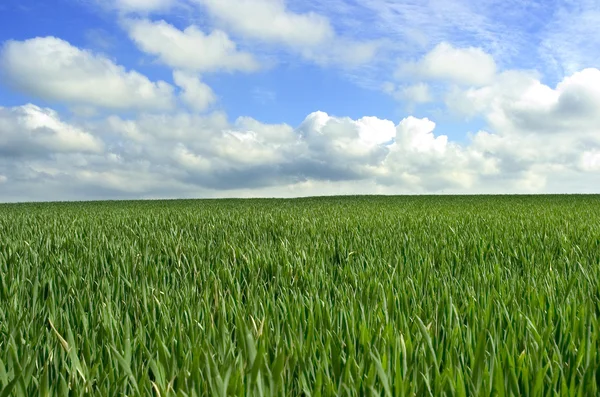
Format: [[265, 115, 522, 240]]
[[1, 195, 600, 395]]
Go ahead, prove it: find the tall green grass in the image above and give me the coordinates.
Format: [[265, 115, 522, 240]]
[[1, 195, 600, 395]]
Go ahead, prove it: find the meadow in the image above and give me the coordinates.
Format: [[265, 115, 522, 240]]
[[1, 195, 600, 396]]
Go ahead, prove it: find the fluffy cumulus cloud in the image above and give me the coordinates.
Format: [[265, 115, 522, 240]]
[[0, 104, 103, 157], [0, 37, 175, 110], [126, 19, 259, 73], [447, 68, 600, 134], [196, 0, 334, 48], [3, 64, 600, 201], [446, 67, 600, 189], [401, 42, 497, 86]]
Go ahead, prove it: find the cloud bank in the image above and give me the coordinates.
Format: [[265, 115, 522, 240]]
[[1, 62, 600, 201]]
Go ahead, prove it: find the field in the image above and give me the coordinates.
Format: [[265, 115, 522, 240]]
[[1, 195, 600, 395]]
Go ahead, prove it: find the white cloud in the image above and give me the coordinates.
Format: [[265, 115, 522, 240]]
[[445, 67, 600, 188], [193, 0, 378, 66], [447, 68, 600, 135], [0, 104, 104, 157], [395, 117, 447, 154], [555, 68, 600, 121], [196, 0, 334, 48], [0, 37, 175, 110], [444, 70, 541, 118], [126, 19, 260, 73], [402, 42, 497, 86], [376, 116, 482, 191], [402, 84, 431, 103], [384, 82, 432, 103], [293, 112, 395, 180], [173, 70, 216, 112], [233, 117, 295, 145], [580, 150, 600, 172]]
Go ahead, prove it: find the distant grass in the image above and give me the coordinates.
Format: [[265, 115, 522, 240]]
[[1, 195, 600, 395]]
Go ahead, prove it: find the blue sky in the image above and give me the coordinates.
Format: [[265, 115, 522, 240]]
[[0, 0, 600, 201]]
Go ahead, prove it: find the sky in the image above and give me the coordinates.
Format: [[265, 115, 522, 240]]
[[0, 0, 600, 201]]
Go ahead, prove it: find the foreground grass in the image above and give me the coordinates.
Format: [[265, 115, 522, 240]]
[[1, 195, 600, 395]]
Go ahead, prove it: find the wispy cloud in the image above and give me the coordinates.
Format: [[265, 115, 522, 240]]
[[84, 28, 117, 51], [308, 0, 588, 87], [539, 0, 600, 78], [252, 87, 276, 105]]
